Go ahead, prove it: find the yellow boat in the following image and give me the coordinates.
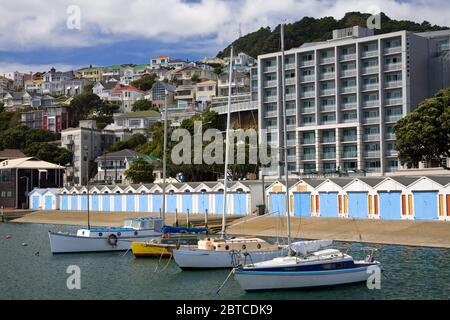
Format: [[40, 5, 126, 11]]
[[131, 241, 175, 258]]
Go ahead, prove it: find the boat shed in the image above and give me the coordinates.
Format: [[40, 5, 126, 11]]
[[266, 180, 297, 216], [290, 179, 321, 217], [374, 177, 415, 220], [29, 188, 46, 210], [343, 178, 380, 219], [315, 179, 347, 218]]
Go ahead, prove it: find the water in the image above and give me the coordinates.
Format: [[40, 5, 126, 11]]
[[1, 222, 449, 300]]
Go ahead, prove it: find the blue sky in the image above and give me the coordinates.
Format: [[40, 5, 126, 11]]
[[0, 0, 448, 73]]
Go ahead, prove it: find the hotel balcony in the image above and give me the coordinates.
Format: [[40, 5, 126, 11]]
[[264, 110, 277, 118], [320, 105, 336, 112], [302, 138, 315, 145], [287, 140, 297, 147], [341, 69, 357, 78], [342, 116, 357, 123], [301, 107, 315, 114], [285, 78, 296, 86], [361, 50, 379, 58], [300, 60, 315, 67], [385, 133, 396, 140], [362, 100, 379, 108], [264, 80, 277, 88], [302, 154, 316, 161], [321, 137, 336, 144], [322, 152, 336, 160], [364, 151, 381, 158], [385, 98, 403, 106], [320, 57, 335, 65], [342, 135, 357, 142], [385, 63, 402, 72], [341, 86, 357, 94], [264, 95, 278, 103], [320, 73, 335, 81], [286, 109, 297, 116], [301, 91, 316, 98], [362, 117, 380, 124], [385, 81, 403, 89], [321, 119, 336, 125], [362, 84, 379, 91], [302, 121, 316, 127], [264, 66, 277, 73], [340, 53, 356, 61], [384, 47, 402, 55], [301, 75, 315, 82], [286, 93, 297, 101], [287, 155, 297, 162], [341, 103, 357, 110], [285, 63, 296, 70], [320, 89, 336, 96], [385, 114, 403, 123], [386, 149, 399, 157], [362, 66, 379, 74], [286, 124, 297, 131], [363, 134, 380, 141], [342, 152, 358, 159]]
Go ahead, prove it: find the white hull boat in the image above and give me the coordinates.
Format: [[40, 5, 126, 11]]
[[173, 237, 288, 269], [48, 218, 163, 254], [233, 246, 382, 291]]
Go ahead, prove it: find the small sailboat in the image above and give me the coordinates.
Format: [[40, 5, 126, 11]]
[[172, 45, 288, 270], [48, 218, 163, 254], [232, 23, 382, 291]]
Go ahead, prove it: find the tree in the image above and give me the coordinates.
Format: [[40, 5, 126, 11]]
[[23, 142, 73, 165], [124, 158, 155, 183], [132, 100, 157, 112], [108, 134, 148, 152], [0, 126, 56, 150], [69, 93, 103, 122], [130, 74, 157, 91], [394, 88, 450, 170]]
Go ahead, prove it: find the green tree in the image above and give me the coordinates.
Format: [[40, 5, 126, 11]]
[[124, 157, 155, 183], [69, 93, 103, 122], [108, 134, 148, 152], [132, 100, 157, 112], [130, 74, 157, 91], [23, 142, 73, 165], [0, 126, 56, 150], [394, 88, 450, 170]]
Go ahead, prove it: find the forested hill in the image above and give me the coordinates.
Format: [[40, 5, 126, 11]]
[[217, 12, 449, 59]]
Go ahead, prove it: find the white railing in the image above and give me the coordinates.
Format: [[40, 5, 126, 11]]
[[301, 75, 315, 82], [320, 73, 335, 80], [385, 133, 396, 140], [341, 86, 357, 94], [385, 98, 403, 106], [385, 63, 402, 71], [300, 60, 315, 67], [341, 53, 356, 61], [362, 84, 379, 91], [285, 78, 296, 85], [320, 89, 336, 96], [264, 80, 277, 87], [210, 100, 258, 115], [386, 150, 398, 157], [301, 107, 315, 114], [320, 105, 336, 112], [285, 63, 296, 70], [363, 100, 379, 108], [385, 81, 402, 89], [264, 96, 278, 103], [363, 134, 380, 141], [320, 57, 335, 64], [364, 151, 381, 158], [341, 103, 357, 110], [362, 66, 379, 74], [286, 109, 297, 116], [384, 47, 402, 54], [341, 69, 357, 77], [286, 93, 297, 101], [363, 117, 380, 124], [265, 110, 277, 118], [361, 50, 378, 58], [264, 66, 277, 73], [385, 115, 403, 122], [301, 91, 316, 98]]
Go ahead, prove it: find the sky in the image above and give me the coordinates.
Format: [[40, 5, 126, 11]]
[[0, 0, 449, 74]]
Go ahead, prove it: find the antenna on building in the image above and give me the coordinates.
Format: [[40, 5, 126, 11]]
[[238, 23, 242, 38]]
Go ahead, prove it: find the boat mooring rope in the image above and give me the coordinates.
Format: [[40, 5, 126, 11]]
[[216, 268, 234, 296]]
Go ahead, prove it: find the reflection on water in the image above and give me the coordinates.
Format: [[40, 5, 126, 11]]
[[0, 223, 449, 300]]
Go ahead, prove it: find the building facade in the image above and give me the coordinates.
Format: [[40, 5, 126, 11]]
[[257, 26, 450, 178]]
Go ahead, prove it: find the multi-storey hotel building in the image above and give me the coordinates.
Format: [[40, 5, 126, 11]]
[[258, 26, 450, 178]]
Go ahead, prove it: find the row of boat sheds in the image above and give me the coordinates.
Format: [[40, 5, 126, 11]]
[[28, 175, 450, 221]]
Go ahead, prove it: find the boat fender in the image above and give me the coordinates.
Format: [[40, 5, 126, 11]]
[[108, 234, 118, 247]]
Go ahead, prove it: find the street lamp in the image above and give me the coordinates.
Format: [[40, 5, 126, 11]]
[[84, 146, 90, 230]]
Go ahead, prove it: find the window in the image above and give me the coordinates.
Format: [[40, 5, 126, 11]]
[[303, 116, 315, 124], [343, 112, 357, 120], [304, 163, 316, 172], [302, 54, 313, 61]]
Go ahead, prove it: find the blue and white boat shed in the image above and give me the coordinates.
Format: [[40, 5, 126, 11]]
[[111, 185, 125, 212], [178, 183, 195, 214], [165, 183, 180, 213], [373, 177, 413, 220], [193, 182, 215, 214], [59, 187, 70, 211], [78, 186, 89, 211], [266, 180, 297, 216], [68, 187, 81, 211], [427, 176, 450, 221], [407, 176, 446, 221], [229, 181, 251, 215], [123, 185, 139, 213], [149, 184, 163, 213], [29, 188, 46, 210], [314, 179, 346, 218], [89, 186, 102, 212], [135, 184, 152, 213], [210, 182, 234, 215], [343, 178, 378, 219], [289, 179, 318, 217]]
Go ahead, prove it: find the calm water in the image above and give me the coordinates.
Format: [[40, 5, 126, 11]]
[[1, 222, 449, 300]]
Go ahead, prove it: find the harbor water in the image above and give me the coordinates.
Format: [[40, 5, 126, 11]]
[[1, 222, 449, 300]]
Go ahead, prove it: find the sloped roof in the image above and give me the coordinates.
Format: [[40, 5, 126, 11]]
[[358, 177, 386, 187], [0, 149, 26, 160], [100, 149, 147, 160], [115, 110, 161, 119], [427, 175, 450, 186], [389, 176, 422, 187], [0, 157, 65, 169]]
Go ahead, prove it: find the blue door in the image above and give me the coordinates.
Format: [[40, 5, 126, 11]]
[[214, 193, 224, 215], [167, 194, 177, 213], [293, 192, 311, 217], [379, 192, 401, 220], [80, 195, 88, 211], [31, 196, 40, 210], [269, 193, 286, 216], [413, 191, 438, 220], [70, 195, 78, 211], [182, 194, 193, 214], [233, 193, 247, 215], [44, 196, 52, 210], [91, 195, 99, 211], [138, 194, 148, 212], [152, 194, 162, 213], [114, 194, 122, 212], [348, 192, 368, 218], [198, 194, 209, 214], [101, 195, 110, 212], [60, 195, 68, 211], [126, 194, 135, 212], [319, 192, 338, 218]]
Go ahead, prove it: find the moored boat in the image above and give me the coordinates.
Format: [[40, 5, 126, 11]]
[[48, 218, 163, 254]]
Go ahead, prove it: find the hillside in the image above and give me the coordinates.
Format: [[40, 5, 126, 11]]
[[217, 12, 449, 59]]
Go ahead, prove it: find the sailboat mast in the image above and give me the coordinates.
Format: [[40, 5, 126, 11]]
[[221, 46, 234, 236], [162, 94, 168, 225], [280, 23, 291, 245]]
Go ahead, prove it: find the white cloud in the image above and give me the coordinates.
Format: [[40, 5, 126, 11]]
[[0, 62, 79, 75], [0, 0, 448, 51]]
